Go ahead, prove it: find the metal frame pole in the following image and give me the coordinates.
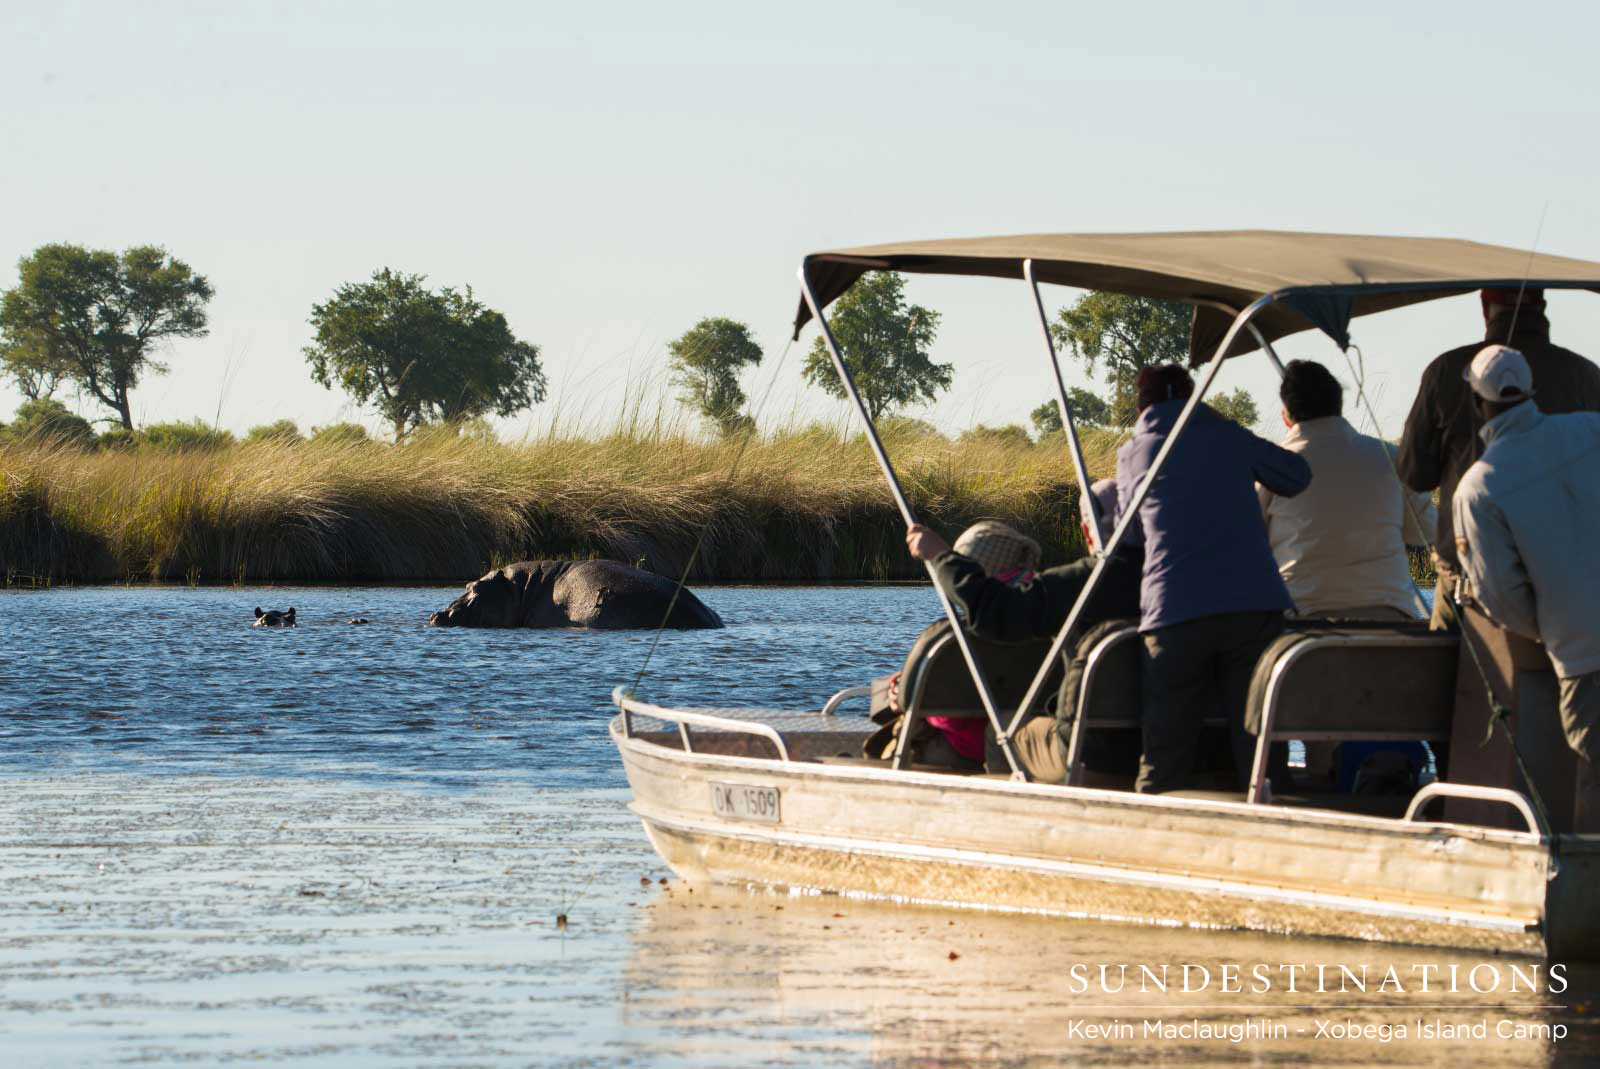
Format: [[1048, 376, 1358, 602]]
[[1003, 293, 1282, 738], [798, 261, 1027, 778], [1024, 259, 1106, 552], [1192, 299, 1286, 375]]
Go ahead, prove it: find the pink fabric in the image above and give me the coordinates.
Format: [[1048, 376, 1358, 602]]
[[924, 716, 987, 762]]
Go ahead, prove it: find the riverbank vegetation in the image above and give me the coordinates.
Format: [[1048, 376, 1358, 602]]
[[0, 422, 1123, 585]]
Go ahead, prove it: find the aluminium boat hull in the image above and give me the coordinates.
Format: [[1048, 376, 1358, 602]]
[[611, 714, 1600, 958]]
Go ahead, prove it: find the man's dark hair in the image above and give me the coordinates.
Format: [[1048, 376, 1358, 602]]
[[1135, 364, 1194, 412], [1279, 360, 1343, 423]]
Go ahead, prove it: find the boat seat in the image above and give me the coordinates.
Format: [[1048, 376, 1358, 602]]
[[893, 620, 1065, 772], [1057, 619, 1234, 785], [1241, 622, 1459, 804]]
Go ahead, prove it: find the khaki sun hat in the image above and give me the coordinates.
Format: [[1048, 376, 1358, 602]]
[[953, 520, 1041, 576]]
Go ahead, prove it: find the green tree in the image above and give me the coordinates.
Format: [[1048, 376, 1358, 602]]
[[1, 328, 72, 401], [1031, 388, 1112, 438], [0, 398, 96, 448], [802, 272, 950, 422], [309, 422, 372, 446], [1208, 387, 1260, 429], [1050, 293, 1189, 426], [140, 419, 235, 451], [667, 316, 764, 436], [304, 269, 546, 440], [959, 423, 1032, 449], [244, 419, 304, 444], [0, 244, 213, 429], [1030, 400, 1062, 436]]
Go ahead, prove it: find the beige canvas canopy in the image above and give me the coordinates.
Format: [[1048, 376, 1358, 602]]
[[793, 230, 1600, 361]]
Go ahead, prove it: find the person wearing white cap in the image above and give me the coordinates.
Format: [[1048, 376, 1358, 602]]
[[1453, 344, 1600, 831], [1398, 288, 1600, 630]]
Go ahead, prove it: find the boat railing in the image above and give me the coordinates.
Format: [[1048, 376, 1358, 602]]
[[1404, 782, 1548, 840], [820, 684, 872, 716], [614, 688, 792, 761]]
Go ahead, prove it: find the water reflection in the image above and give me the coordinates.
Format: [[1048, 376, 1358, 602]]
[[624, 882, 1600, 1067], [7, 583, 1600, 1065]]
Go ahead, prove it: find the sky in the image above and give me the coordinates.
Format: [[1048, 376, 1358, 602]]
[[4, 0, 1600, 442]]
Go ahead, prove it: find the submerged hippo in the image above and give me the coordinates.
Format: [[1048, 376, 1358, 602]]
[[253, 607, 296, 627], [428, 560, 723, 630]]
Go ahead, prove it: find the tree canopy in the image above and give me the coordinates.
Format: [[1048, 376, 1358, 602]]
[[304, 269, 545, 440], [667, 317, 764, 436], [0, 244, 213, 429], [245, 419, 305, 445], [309, 422, 371, 446], [959, 423, 1032, 449], [1050, 292, 1189, 427], [0, 398, 96, 449], [140, 419, 236, 451], [1208, 387, 1260, 430], [1, 331, 69, 401], [802, 272, 950, 422], [1031, 388, 1112, 438]]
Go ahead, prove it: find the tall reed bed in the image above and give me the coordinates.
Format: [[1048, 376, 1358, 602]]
[[0, 426, 1125, 584]]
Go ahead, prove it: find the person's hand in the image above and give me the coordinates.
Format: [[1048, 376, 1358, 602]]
[[887, 671, 901, 713], [905, 523, 951, 562]]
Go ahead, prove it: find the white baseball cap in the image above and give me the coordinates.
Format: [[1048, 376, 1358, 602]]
[[1462, 344, 1535, 402]]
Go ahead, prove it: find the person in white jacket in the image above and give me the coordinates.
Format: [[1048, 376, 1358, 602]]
[[1258, 360, 1434, 620], [1454, 344, 1600, 832]]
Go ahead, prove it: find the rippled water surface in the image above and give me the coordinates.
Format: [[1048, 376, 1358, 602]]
[[2, 584, 929, 784], [3, 584, 1598, 1067]]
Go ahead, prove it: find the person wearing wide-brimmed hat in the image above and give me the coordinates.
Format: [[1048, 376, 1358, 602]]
[[906, 483, 1141, 644], [1453, 345, 1600, 832], [900, 484, 1145, 782]]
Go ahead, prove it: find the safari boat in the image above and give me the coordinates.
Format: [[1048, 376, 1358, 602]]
[[610, 231, 1600, 957]]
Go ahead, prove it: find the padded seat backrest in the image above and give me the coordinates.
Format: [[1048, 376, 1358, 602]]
[[1242, 623, 1458, 738], [899, 619, 1064, 717], [1057, 618, 1142, 730]]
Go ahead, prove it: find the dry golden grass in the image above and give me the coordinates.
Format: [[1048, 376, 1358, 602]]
[[0, 424, 1125, 584]]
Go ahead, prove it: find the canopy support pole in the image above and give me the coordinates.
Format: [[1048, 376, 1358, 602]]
[[1003, 294, 1282, 741], [1024, 259, 1105, 551], [1193, 299, 1286, 375], [798, 261, 1027, 778]]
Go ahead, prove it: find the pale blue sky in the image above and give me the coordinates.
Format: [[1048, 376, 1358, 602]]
[[5, 0, 1600, 440]]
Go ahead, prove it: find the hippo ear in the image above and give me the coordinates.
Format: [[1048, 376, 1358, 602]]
[[254, 607, 264, 618]]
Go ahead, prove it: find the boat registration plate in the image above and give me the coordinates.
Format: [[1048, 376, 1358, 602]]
[[710, 782, 780, 823]]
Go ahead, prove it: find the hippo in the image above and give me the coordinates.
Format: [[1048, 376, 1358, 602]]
[[428, 560, 723, 630], [253, 607, 296, 627]]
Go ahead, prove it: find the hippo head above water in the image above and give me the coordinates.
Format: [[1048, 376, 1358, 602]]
[[428, 570, 521, 628], [428, 560, 722, 630], [253, 607, 296, 627]]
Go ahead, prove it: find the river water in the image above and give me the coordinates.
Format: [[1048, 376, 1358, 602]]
[[2, 584, 1597, 1066]]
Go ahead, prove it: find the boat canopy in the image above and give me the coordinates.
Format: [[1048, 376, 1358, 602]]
[[792, 230, 1600, 361]]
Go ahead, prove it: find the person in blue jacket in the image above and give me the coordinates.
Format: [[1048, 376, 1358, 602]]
[[1117, 364, 1313, 793]]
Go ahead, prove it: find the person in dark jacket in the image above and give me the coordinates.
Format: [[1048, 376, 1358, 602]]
[[906, 479, 1142, 643], [1118, 364, 1312, 794], [1397, 288, 1600, 629], [902, 480, 1143, 782]]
